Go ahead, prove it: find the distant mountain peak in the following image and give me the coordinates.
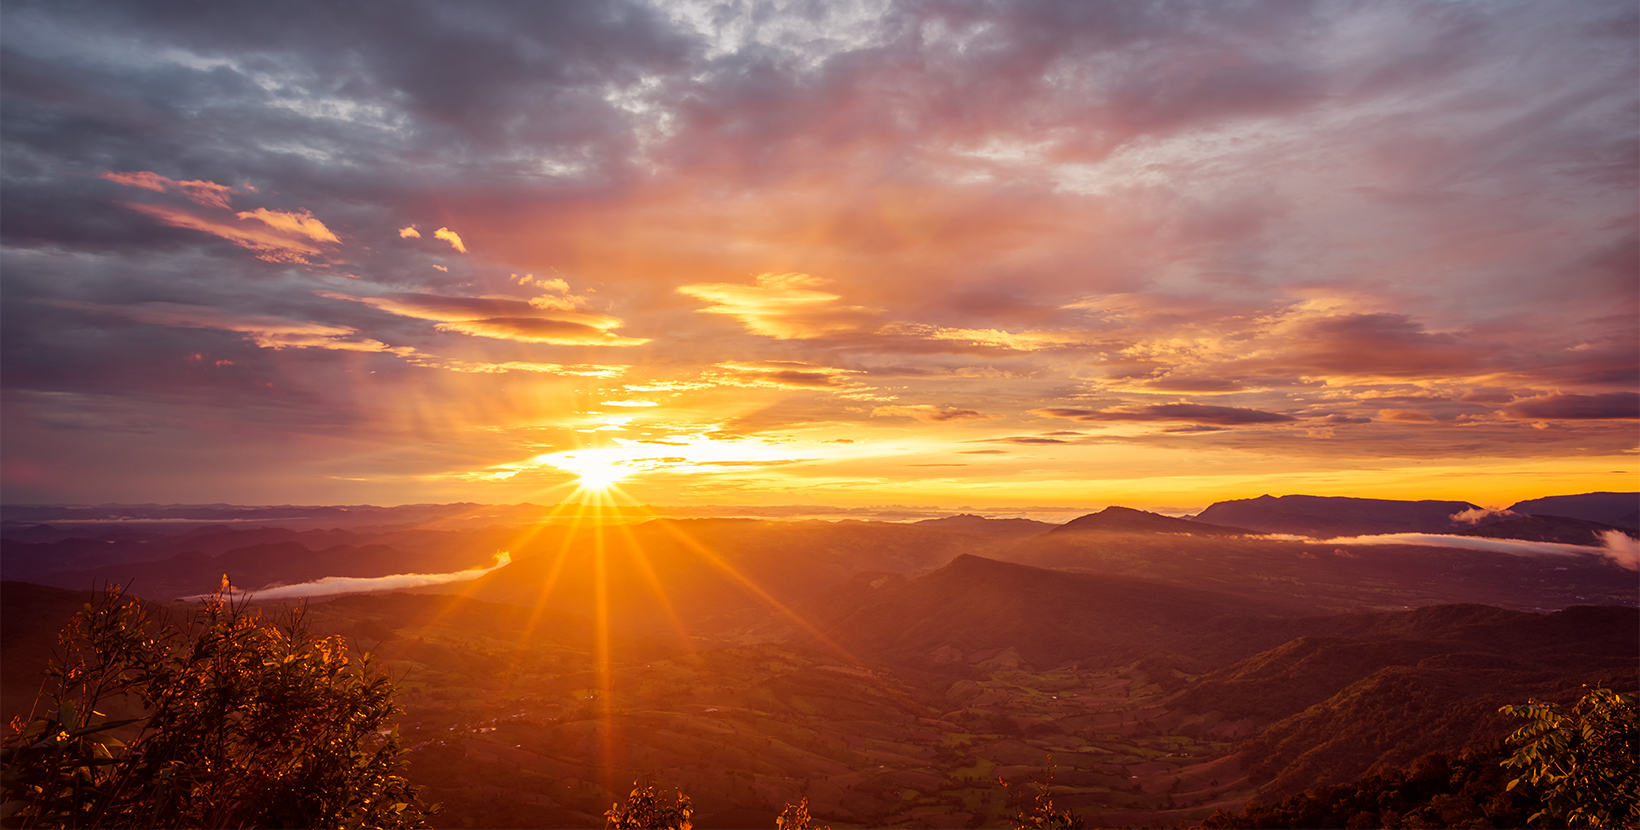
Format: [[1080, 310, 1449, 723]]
[[1051, 505, 1251, 536]]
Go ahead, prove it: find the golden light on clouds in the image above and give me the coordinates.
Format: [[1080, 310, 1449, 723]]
[[4, 3, 1634, 509]]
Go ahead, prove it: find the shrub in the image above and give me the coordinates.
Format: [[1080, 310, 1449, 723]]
[[0, 583, 434, 828]]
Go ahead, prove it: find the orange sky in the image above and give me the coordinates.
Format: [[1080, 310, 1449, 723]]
[[1, 1, 1634, 511]]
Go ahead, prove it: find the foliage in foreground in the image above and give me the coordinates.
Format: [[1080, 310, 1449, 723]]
[[1000, 763, 1084, 829], [1500, 686, 1638, 828], [0, 584, 434, 829], [1200, 686, 1637, 829], [605, 780, 693, 829], [775, 796, 828, 830]]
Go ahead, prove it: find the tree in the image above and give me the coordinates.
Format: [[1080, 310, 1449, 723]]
[[1500, 686, 1639, 828], [604, 780, 693, 829], [999, 762, 1083, 829], [0, 583, 434, 828], [775, 795, 827, 830]]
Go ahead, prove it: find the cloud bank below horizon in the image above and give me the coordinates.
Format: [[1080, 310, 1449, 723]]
[[1313, 532, 1640, 572], [189, 551, 513, 602]]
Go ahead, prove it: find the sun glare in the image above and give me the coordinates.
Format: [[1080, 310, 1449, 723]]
[[551, 453, 632, 491]]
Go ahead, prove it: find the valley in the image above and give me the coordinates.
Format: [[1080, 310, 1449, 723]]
[[3, 492, 1636, 828]]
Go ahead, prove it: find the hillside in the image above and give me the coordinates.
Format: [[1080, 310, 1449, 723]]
[[996, 526, 1634, 614], [1051, 506, 1251, 537], [800, 554, 1307, 674], [454, 518, 1009, 635], [1191, 495, 1483, 537], [1509, 491, 1639, 533], [1173, 604, 1638, 798], [1459, 514, 1634, 546]]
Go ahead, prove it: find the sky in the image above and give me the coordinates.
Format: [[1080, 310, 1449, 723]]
[[1, 0, 1636, 512]]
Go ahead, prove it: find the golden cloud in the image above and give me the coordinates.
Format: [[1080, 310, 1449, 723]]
[[677, 273, 879, 339], [103, 171, 237, 209], [123, 202, 325, 263], [434, 227, 467, 253], [319, 291, 649, 346], [235, 208, 340, 243], [705, 360, 865, 389], [872, 405, 996, 422]]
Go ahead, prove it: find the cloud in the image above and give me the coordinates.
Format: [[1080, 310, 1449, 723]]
[[872, 405, 995, 423], [1596, 530, 1640, 571], [102, 171, 237, 209], [678, 273, 878, 339], [434, 227, 467, 253], [44, 299, 398, 352], [1033, 403, 1297, 426], [1504, 392, 1640, 420], [234, 208, 340, 243], [398, 226, 421, 238], [1276, 313, 1486, 379], [427, 360, 628, 377], [1450, 507, 1518, 525], [907, 325, 1107, 352], [1319, 532, 1637, 571], [122, 203, 325, 263], [188, 552, 513, 602], [706, 360, 864, 389], [1379, 409, 1439, 423], [320, 291, 648, 346]]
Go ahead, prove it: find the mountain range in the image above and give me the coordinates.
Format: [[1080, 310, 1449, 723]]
[[2, 491, 1635, 827]]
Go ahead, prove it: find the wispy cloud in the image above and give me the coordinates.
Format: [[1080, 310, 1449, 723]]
[[1033, 403, 1297, 426], [44, 299, 398, 352], [320, 291, 649, 346], [235, 208, 340, 243], [872, 405, 994, 423], [103, 171, 237, 209], [678, 273, 878, 339], [123, 203, 326, 263]]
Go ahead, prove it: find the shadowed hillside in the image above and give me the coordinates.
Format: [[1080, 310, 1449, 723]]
[[1459, 514, 1635, 546], [1173, 604, 1638, 798], [1509, 491, 1640, 533], [1191, 495, 1484, 537]]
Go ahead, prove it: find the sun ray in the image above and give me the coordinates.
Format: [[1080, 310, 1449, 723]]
[[643, 514, 871, 669]]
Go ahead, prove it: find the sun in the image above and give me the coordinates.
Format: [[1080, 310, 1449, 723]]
[[550, 452, 633, 492]]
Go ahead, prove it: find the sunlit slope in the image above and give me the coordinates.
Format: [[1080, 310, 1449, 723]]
[[454, 518, 1035, 634], [996, 509, 1634, 613], [798, 554, 1309, 674]]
